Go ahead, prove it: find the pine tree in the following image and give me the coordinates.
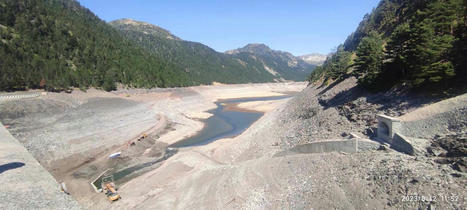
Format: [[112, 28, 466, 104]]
[[353, 31, 384, 87]]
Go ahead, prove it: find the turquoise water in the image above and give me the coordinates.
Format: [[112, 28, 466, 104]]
[[171, 95, 292, 147]]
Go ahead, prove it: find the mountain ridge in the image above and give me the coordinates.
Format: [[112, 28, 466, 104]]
[[225, 43, 317, 80], [110, 18, 181, 40], [0, 1, 316, 92], [110, 19, 317, 82], [0, 0, 191, 91]]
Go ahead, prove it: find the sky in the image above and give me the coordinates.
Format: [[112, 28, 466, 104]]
[[78, 0, 380, 56]]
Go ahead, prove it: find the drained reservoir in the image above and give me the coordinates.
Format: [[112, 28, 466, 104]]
[[172, 95, 292, 147], [92, 95, 293, 188]]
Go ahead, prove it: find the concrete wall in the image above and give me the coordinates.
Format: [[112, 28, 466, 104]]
[[275, 138, 380, 157], [290, 139, 358, 154], [0, 123, 80, 210], [390, 133, 416, 155]]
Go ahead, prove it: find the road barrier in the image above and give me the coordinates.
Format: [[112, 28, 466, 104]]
[[0, 92, 44, 101]]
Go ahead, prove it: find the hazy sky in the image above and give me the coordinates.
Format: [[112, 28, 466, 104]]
[[78, 0, 379, 55]]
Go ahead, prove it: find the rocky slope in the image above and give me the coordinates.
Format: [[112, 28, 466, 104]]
[[111, 19, 181, 41], [112, 77, 466, 209]]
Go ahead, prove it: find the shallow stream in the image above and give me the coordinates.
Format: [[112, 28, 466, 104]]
[[171, 95, 292, 147], [93, 95, 292, 188]]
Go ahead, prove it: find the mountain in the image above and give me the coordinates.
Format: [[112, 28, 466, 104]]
[[308, 0, 466, 91], [225, 43, 273, 55], [0, 0, 190, 91], [110, 19, 315, 83], [0, 1, 313, 92], [111, 19, 181, 41], [110, 19, 279, 84], [226, 43, 317, 81], [298, 53, 327, 66]]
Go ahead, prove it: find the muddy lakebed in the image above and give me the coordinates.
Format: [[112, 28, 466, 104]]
[[92, 95, 293, 189]]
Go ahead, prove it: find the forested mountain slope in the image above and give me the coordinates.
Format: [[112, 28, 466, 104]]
[[0, 1, 315, 92], [309, 0, 466, 91], [110, 19, 315, 83], [110, 19, 277, 84], [0, 0, 190, 91]]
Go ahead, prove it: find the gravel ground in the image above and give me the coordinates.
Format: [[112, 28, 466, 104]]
[[0, 83, 307, 209], [1, 80, 465, 209], [265, 77, 467, 209], [0, 95, 158, 169], [114, 77, 466, 209]]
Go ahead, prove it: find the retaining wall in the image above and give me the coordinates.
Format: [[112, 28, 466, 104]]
[[275, 138, 380, 157], [0, 123, 80, 209]]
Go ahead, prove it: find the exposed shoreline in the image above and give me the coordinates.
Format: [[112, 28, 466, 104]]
[[112, 77, 467, 210], [0, 82, 307, 208], [1, 80, 466, 209]]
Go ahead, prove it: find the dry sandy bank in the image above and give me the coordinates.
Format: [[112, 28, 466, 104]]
[[0, 82, 306, 208], [111, 78, 466, 210], [119, 82, 306, 146]]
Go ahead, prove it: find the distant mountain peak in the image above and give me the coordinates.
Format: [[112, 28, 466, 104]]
[[243, 43, 271, 50], [225, 43, 273, 55], [298, 53, 328, 65], [224, 43, 317, 80], [109, 18, 180, 40]]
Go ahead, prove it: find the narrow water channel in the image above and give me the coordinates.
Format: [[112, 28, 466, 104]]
[[171, 95, 292, 147]]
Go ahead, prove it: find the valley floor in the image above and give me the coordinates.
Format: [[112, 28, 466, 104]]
[[1, 79, 465, 209], [0, 82, 305, 209], [111, 78, 467, 210]]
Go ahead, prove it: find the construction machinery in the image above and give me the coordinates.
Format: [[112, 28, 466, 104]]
[[137, 133, 148, 141], [101, 175, 121, 202]]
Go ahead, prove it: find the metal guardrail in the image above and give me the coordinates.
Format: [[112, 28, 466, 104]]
[[0, 92, 45, 101]]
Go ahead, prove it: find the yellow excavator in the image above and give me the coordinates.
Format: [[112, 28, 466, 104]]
[[101, 175, 121, 202]]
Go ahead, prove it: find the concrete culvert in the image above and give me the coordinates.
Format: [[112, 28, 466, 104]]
[[379, 122, 389, 137]]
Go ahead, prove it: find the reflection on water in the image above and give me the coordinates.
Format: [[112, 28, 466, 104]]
[[171, 95, 292, 147]]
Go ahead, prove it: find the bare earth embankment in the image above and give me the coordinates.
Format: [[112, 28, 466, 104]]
[[112, 77, 466, 210], [0, 82, 305, 209], [1, 79, 465, 209]]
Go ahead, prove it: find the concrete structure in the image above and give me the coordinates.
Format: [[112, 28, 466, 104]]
[[376, 114, 421, 155], [275, 138, 380, 157], [376, 114, 401, 143], [391, 133, 417, 155], [0, 123, 80, 209]]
